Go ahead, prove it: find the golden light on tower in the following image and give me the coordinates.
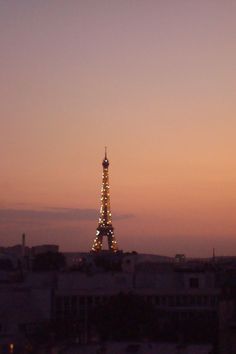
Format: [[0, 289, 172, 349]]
[[91, 148, 118, 252]]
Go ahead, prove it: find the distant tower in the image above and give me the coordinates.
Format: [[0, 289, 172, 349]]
[[22, 233, 26, 258], [212, 247, 216, 262], [91, 148, 118, 252]]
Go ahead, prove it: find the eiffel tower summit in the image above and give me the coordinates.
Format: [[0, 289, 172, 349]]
[[91, 148, 119, 253]]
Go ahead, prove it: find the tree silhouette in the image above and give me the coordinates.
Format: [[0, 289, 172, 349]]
[[93, 293, 158, 341]]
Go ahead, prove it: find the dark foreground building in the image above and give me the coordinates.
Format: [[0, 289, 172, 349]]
[[2, 248, 236, 353]]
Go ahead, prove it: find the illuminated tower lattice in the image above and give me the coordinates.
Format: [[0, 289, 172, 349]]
[[91, 149, 118, 252]]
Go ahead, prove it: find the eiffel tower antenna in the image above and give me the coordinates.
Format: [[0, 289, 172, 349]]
[[91, 149, 118, 252], [105, 146, 107, 159]]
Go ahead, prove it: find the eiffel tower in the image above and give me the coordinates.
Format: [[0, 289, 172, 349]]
[[91, 148, 118, 252]]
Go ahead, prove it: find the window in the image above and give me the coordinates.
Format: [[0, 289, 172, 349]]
[[189, 277, 199, 289]]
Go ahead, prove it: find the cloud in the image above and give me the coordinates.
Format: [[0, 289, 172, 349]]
[[0, 207, 134, 224], [0, 208, 97, 223]]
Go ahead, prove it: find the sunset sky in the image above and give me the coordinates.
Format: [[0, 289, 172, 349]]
[[0, 1, 235, 257]]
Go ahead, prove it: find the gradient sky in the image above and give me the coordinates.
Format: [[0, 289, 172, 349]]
[[0, 1, 235, 257]]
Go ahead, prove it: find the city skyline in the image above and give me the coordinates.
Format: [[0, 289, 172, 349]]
[[0, 1, 236, 257]]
